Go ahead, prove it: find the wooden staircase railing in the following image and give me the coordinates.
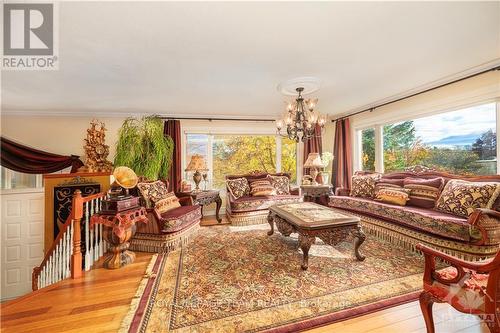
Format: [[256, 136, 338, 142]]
[[32, 190, 107, 291]]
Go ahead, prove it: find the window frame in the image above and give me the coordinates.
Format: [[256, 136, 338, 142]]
[[182, 127, 302, 190], [353, 99, 500, 175]]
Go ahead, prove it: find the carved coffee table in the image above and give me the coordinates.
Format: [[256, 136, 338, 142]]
[[267, 202, 366, 270]]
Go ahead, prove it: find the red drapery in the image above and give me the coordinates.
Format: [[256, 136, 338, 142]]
[[1, 137, 84, 174], [303, 124, 323, 176], [164, 120, 182, 192], [332, 118, 352, 190]]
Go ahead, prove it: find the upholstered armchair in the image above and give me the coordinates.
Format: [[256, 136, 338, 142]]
[[129, 180, 202, 253], [417, 243, 500, 333]]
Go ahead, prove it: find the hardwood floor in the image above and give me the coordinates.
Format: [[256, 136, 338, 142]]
[[0, 216, 490, 333]]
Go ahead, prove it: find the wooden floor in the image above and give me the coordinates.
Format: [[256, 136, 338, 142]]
[[0, 216, 490, 333]]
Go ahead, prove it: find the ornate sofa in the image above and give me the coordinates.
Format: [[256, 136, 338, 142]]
[[225, 172, 302, 226], [329, 168, 500, 260], [129, 180, 202, 253]]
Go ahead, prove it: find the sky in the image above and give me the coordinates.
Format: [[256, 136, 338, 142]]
[[412, 103, 496, 146]]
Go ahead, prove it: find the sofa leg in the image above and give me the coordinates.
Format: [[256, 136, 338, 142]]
[[419, 291, 436, 333]]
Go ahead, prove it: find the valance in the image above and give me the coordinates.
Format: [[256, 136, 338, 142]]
[[1, 137, 84, 174]]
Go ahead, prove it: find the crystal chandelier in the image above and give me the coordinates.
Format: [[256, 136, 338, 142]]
[[275, 87, 326, 142]]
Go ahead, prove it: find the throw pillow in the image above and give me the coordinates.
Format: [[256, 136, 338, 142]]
[[137, 180, 169, 208], [404, 177, 444, 208], [375, 188, 410, 206], [375, 178, 405, 192], [268, 175, 290, 195], [435, 180, 500, 217], [154, 192, 181, 214], [350, 174, 381, 198], [249, 179, 276, 196], [226, 177, 250, 199]]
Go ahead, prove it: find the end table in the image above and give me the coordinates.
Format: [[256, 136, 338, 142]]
[[90, 207, 148, 269], [177, 190, 222, 223], [300, 184, 333, 206]]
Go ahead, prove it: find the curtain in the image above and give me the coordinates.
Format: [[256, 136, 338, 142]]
[[164, 120, 182, 192], [332, 118, 352, 189], [1, 137, 84, 174], [303, 124, 323, 176]]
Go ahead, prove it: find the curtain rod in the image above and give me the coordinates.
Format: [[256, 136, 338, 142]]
[[331, 65, 500, 123], [161, 117, 274, 122]]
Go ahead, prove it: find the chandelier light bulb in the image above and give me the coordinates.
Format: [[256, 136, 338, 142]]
[[276, 119, 284, 130]]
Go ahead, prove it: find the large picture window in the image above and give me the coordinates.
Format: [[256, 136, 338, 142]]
[[185, 134, 298, 190], [356, 102, 497, 176]]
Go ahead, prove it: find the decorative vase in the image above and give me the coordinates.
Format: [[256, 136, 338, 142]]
[[321, 172, 329, 185]]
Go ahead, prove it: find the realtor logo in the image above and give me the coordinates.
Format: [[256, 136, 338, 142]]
[[2, 3, 59, 70]]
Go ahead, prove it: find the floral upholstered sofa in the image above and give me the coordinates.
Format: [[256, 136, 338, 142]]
[[328, 167, 500, 260], [225, 172, 302, 226], [129, 180, 202, 252]]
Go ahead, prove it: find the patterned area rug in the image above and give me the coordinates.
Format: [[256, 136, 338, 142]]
[[121, 225, 425, 333]]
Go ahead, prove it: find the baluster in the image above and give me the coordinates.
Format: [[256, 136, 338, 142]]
[[88, 199, 95, 269], [66, 222, 73, 278], [47, 257, 52, 285], [99, 223, 104, 257], [65, 227, 70, 278], [84, 202, 90, 271], [58, 242, 63, 281], [40, 267, 44, 289], [55, 244, 59, 282]]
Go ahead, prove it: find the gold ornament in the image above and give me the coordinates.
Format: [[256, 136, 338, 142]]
[[78, 120, 113, 173]]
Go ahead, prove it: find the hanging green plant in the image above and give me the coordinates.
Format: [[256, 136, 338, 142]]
[[114, 115, 174, 180]]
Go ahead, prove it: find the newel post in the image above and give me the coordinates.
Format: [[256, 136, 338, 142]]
[[71, 190, 84, 278]]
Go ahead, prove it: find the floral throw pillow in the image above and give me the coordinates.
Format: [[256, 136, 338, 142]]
[[226, 177, 250, 199], [137, 180, 169, 208], [350, 174, 380, 198], [155, 192, 181, 214], [267, 175, 290, 195], [375, 188, 410, 206], [435, 180, 500, 217]]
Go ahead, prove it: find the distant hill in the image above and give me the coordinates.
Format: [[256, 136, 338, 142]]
[[426, 133, 480, 147]]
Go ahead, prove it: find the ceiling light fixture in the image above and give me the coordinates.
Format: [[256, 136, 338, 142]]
[[275, 87, 326, 142]]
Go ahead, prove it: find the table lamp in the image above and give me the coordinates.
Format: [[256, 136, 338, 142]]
[[303, 153, 324, 185], [185, 154, 208, 191]]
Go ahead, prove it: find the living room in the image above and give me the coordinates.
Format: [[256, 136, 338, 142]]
[[1, 1, 500, 333]]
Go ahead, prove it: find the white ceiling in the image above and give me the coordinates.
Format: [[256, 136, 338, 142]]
[[2, 1, 499, 118]]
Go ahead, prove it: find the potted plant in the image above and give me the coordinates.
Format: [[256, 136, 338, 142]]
[[114, 115, 174, 180]]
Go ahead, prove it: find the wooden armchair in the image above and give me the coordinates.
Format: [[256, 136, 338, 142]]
[[417, 243, 500, 333]]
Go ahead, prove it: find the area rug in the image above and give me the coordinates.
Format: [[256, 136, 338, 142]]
[[121, 225, 426, 333]]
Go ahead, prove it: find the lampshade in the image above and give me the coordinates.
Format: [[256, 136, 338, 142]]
[[185, 154, 208, 172], [303, 153, 324, 168]]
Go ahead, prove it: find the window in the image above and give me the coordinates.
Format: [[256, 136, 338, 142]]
[[360, 128, 375, 171], [281, 138, 298, 183], [382, 103, 497, 175], [185, 134, 298, 190], [1, 167, 42, 190]]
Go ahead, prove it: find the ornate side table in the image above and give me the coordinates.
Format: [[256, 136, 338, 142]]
[[90, 207, 148, 269], [177, 190, 222, 223], [300, 184, 333, 205]]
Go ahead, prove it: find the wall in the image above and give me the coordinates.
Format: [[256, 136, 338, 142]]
[[1, 116, 127, 161]]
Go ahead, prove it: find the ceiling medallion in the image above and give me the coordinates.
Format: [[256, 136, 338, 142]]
[[275, 80, 326, 142]]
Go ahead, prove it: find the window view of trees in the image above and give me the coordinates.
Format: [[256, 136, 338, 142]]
[[361, 128, 375, 171], [185, 134, 298, 190], [377, 103, 497, 175]]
